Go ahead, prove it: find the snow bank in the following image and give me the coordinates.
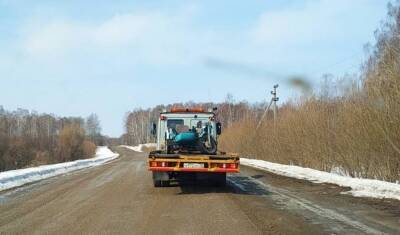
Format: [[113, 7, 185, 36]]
[[0, 146, 119, 192], [241, 158, 400, 201], [121, 143, 157, 152]]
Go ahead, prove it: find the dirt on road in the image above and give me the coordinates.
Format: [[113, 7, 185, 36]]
[[0, 147, 399, 234]]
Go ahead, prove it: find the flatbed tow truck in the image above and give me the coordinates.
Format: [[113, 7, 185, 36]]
[[148, 107, 240, 187]]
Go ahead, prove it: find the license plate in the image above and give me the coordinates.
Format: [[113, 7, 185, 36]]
[[183, 163, 204, 168]]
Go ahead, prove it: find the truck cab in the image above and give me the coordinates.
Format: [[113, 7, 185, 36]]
[[155, 108, 220, 154], [148, 107, 240, 187]]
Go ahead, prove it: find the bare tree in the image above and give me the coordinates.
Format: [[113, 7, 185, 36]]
[[85, 113, 102, 145]]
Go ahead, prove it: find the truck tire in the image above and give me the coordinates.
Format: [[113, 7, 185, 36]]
[[152, 172, 170, 187], [153, 179, 162, 187], [153, 179, 171, 187], [154, 180, 170, 187]]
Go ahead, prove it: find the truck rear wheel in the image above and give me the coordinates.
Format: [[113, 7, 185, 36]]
[[152, 172, 171, 187], [153, 179, 162, 187], [153, 179, 171, 187]]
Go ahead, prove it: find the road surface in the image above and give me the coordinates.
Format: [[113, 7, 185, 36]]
[[0, 147, 399, 234]]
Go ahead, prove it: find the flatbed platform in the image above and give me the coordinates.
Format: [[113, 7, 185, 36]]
[[148, 151, 240, 173]]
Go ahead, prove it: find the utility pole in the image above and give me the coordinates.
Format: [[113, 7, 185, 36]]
[[271, 84, 279, 125], [256, 84, 279, 130]]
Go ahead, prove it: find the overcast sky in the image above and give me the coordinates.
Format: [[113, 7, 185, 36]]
[[0, 0, 391, 137]]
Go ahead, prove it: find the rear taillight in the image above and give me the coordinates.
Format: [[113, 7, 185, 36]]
[[217, 163, 237, 169], [228, 163, 237, 169], [150, 161, 168, 167]]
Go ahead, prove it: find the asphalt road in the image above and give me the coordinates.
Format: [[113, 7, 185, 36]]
[[0, 147, 399, 234]]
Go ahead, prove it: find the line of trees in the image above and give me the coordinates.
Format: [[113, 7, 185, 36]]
[[0, 108, 103, 171]]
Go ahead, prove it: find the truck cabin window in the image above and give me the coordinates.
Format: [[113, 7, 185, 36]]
[[190, 119, 208, 129], [167, 119, 188, 133]]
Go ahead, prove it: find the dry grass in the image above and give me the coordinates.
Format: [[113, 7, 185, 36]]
[[220, 3, 400, 182], [219, 93, 400, 182]]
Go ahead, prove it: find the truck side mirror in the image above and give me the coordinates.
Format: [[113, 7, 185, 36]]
[[216, 122, 222, 135], [151, 123, 157, 136]]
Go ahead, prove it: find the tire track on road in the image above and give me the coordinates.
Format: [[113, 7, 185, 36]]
[[228, 175, 386, 235]]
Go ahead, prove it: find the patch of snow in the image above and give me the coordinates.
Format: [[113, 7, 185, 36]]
[[241, 158, 400, 201], [329, 166, 352, 177], [121, 143, 156, 152], [0, 146, 119, 192]]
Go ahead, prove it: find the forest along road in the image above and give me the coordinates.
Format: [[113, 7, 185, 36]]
[[0, 147, 399, 235]]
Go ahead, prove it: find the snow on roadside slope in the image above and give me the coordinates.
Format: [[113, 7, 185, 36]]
[[241, 158, 400, 201], [0, 146, 119, 192], [120, 143, 156, 152]]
